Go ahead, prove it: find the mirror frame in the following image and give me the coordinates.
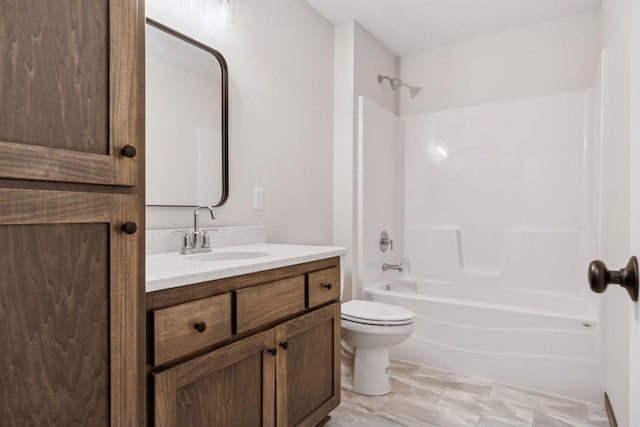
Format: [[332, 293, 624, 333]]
[[145, 18, 229, 207]]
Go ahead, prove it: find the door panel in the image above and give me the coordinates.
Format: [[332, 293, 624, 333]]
[[0, 188, 140, 425], [154, 330, 276, 427], [0, 223, 110, 425], [0, 0, 140, 186], [276, 303, 341, 427]]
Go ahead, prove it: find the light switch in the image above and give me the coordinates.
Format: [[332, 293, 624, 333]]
[[253, 187, 264, 210]]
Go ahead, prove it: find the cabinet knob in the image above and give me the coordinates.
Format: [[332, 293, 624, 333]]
[[121, 222, 138, 234], [267, 348, 278, 356], [121, 144, 137, 158], [194, 322, 207, 333], [279, 341, 288, 350], [322, 283, 332, 290]]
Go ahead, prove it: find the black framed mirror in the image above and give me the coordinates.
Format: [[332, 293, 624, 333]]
[[145, 18, 228, 207]]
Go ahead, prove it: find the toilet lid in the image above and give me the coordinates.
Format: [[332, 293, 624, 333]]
[[341, 300, 414, 325]]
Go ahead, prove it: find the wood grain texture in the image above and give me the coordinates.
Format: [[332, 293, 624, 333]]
[[0, 189, 142, 426], [0, 0, 108, 152], [153, 293, 232, 366], [276, 303, 340, 427], [0, 223, 110, 426], [154, 330, 275, 427], [0, 0, 141, 186], [153, 370, 177, 427], [147, 257, 340, 311], [234, 276, 306, 335], [307, 267, 340, 308], [176, 351, 263, 427]]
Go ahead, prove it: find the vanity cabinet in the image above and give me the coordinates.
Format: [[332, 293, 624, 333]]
[[0, 0, 145, 425], [148, 258, 341, 427]]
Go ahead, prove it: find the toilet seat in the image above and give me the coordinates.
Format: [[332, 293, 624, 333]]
[[341, 300, 414, 326]]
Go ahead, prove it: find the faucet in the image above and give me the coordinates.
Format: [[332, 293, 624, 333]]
[[180, 206, 216, 254], [382, 263, 403, 272]]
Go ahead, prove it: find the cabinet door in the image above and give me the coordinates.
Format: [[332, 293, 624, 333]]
[[0, 188, 141, 426], [154, 330, 276, 427], [275, 303, 341, 427], [0, 0, 141, 186]]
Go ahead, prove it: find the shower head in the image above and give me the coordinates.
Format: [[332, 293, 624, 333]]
[[378, 74, 402, 90], [378, 74, 421, 98]]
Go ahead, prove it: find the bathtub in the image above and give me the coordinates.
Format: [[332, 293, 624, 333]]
[[364, 279, 602, 403]]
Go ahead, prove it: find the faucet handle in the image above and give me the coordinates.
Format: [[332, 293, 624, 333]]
[[201, 230, 211, 248], [380, 231, 393, 252], [179, 233, 194, 254]]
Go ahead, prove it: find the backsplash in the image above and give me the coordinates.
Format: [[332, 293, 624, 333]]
[[146, 225, 266, 254]]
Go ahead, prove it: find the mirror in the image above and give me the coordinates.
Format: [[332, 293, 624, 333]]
[[145, 18, 228, 207]]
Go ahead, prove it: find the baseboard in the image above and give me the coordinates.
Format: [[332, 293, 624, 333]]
[[604, 392, 618, 427]]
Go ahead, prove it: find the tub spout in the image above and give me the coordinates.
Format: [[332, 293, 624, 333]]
[[382, 263, 403, 272]]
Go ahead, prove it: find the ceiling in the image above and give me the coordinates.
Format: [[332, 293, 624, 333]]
[[305, 0, 602, 57]]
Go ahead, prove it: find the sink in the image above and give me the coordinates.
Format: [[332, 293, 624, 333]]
[[186, 251, 270, 261]]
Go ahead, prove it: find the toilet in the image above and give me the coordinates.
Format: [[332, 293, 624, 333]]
[[341, 299, 414, 395]]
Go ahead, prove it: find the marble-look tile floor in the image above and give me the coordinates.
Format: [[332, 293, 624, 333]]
[[327, 359, 609, 427]]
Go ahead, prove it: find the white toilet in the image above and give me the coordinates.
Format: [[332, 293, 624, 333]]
[[341, 299, 414, 395]]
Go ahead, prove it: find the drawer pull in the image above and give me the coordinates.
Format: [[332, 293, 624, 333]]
[[194, 322, 207, 333], [279, 341, 289, 350], [267, 347, 278, 356], [322, 283, 332, 290]]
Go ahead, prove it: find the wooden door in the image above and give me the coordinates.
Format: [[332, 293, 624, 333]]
[[154, 330, 276, 427], [275, 303, 341, 427], [0, 0, 142, 186], [0, 188, 140, 426]]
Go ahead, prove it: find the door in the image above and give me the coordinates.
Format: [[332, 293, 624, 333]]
[[0, 0, 141, 186], [597, 1, 640, 426], [153, 330, 276, 427], [275, 303, 341, 427], [0, 188, 140, 425]]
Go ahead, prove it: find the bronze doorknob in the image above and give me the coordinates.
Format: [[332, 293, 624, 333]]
[[588, 256, 638, 301]]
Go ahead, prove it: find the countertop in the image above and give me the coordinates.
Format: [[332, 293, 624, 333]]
[[146, 243, 347, 293]]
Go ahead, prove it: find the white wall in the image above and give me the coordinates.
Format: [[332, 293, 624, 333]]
[[358, 97, 404, 290], [146, 0, 334, 245], [354, 25, 398, 115], [333, 21, 398, 299], [399, 11, 601, 116], [333, 21, 356, 300]]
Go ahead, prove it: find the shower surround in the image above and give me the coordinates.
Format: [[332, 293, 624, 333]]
[[356, 49, 606, 402]]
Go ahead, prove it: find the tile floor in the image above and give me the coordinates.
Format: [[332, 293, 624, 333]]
[[327, 359, 609, 427]]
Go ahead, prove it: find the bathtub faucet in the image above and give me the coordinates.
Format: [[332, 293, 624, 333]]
[[382, 263, 403, 272]]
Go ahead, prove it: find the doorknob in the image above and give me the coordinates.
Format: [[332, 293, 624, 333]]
[[588, 256, 638, 302]]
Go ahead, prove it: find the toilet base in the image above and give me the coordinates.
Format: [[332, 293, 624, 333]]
[[351, 347, 392, 395]]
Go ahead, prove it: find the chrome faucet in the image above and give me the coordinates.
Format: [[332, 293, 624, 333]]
[[382, 263, 403, 272], [180, 206, 216, 254]]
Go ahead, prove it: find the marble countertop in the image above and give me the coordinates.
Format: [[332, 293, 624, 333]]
[[146, 243, 347, 293]]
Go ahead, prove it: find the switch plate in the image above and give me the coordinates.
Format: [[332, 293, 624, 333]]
[[253, 188, 264, 210]]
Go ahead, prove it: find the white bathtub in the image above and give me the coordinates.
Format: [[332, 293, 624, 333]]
[[364, 279, 602, 403]]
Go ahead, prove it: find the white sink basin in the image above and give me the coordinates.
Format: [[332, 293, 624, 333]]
[[187, 251, 271, 261]]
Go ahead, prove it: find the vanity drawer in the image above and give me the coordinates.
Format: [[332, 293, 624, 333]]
[[307, 267, 340, 308], [234, 276, 305, 334], [152, 293, 232, 366]]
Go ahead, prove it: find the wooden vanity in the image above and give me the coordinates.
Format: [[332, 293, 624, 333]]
[[146, 255, 342, 426]]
